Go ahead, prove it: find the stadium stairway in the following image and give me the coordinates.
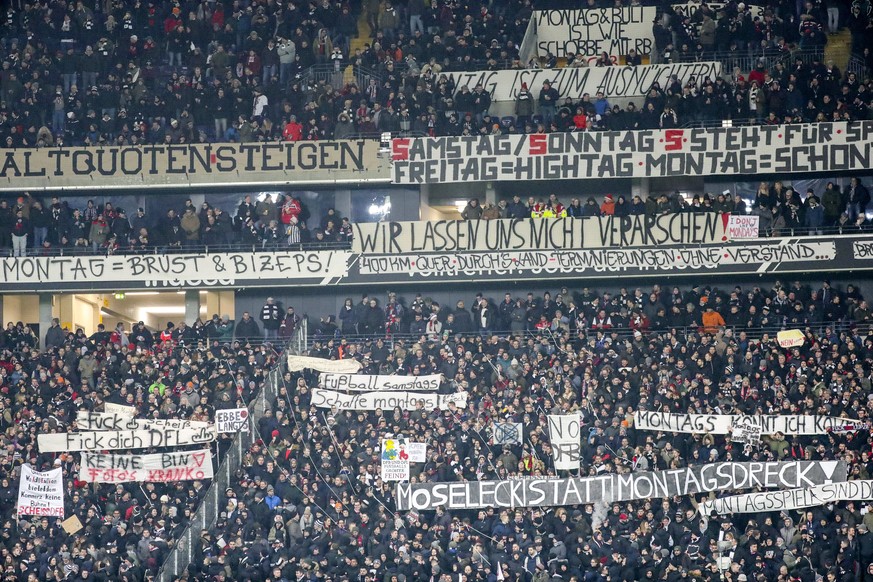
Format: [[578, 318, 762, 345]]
[[343, 1, 375, 84], [824, 28, 853, 70]]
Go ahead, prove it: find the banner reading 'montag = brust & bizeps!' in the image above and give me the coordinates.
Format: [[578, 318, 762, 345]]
[[397, 461, 847, 510], [391, 122, 873, 183]]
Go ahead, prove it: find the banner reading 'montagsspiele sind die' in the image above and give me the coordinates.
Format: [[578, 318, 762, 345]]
[[699, 480, 873, 515], [397, 461, 847, 510]]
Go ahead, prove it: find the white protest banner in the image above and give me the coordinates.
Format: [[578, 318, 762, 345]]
[[80, 450, 214, 483], [17, 465, 64, 517], [727, 215, 759, 239], [0, 141, 383, 191], [548, 414, 581, 470], [494, 422, 523, 445], [634, 411, 864, 435], [215, 408, 250, 433], [354, 214, 729, 255], [76, 412, 213, 432], [534, 7, 657, 60], [398, 460, 846, 510], [444, 62, 721, 101], [287, 355, 362, 373], [105, 403, 136, 416], [671, 1, 766, 18], [381, 438, 411, 481], [0, 250, 349, 290], [311, 388, 467, 411], [38, 425, 217, 452], [357, 239, 836, 278], [390, 122, 873, 184], [731, 419, 763, 446], [699, 480, 873, 515], [320, 373, 441, 391], [777, 329, 805, 348], [407, 442, 427, 463]]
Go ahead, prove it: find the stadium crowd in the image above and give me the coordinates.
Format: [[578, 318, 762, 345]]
[[0, 0, 870, 145], [2, 177, 871, 255], [459, 177, 872, 235], [1, 309, 285, 581], [1, 192, 352, 256], [10, 278, 873, 581]]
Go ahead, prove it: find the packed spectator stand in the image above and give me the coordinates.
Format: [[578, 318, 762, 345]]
[[0, 0, 871, 146], [4, 0, 873, 581], [7, 279, 873, 581], [2, 179, 870, 256], [1, 312, 283, 581]]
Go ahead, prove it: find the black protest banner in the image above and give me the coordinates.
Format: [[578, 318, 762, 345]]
[[0, 250, 348, 292], [396, 460, 847, 510], [390, 122, 873, 183], [0, 140, 386, 190], [356, 239, 837, 279], [444, 62, 721, 101], [353, 214, 729, 254], [534, 7, 657, 60]]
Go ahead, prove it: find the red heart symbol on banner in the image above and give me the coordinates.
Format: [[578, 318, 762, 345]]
[[240, 410, 248, 419], [193, 452, 206, 467]]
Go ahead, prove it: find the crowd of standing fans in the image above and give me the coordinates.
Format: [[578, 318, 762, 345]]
[[460, 177, 872, 236], [0, 192, 352, 256], [9, 279, 873, 582], [1, 312, 282, 581], [0, 0, 871, 145], [2, 178, 870, 256]]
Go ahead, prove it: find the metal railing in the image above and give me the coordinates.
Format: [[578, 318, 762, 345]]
[[301, 64, 384, 90], [156, 323, 305, 582], [847, 52, 870, 80], [0, 241, 353, 258], [304, 321, 856, 353], [3, 222, 867, 261]]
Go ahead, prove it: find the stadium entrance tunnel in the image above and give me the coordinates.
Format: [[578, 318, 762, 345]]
[[1, 290, 235, 341]]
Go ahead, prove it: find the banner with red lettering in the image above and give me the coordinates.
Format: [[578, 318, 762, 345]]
[[391, 123, 873, 183], [79, 450, 214, 483], [727, 215, 759, 238], [17, 465, 64, 517]]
